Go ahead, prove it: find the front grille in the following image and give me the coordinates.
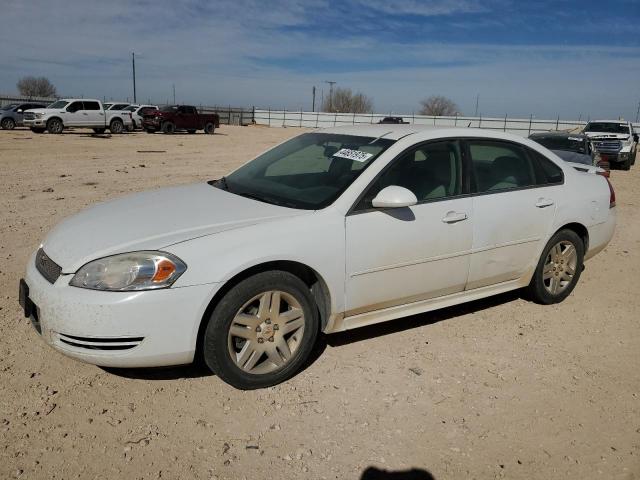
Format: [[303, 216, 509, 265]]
[[593, 140, 622, 154], [23, 112, 36, 120], [57, 333, 144, 351], [35, 248, 62, 284]]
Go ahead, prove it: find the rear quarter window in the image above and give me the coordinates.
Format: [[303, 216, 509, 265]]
[[528, 149, 564, 185]]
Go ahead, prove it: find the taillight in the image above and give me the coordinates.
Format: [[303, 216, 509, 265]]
[[604, 177, 615, 208]]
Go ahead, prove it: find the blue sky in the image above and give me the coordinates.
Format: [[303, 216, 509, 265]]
[[1, 0, 639, 119]]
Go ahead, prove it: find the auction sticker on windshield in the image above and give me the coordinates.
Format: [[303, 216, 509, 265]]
[[333, 148, 374, 163]]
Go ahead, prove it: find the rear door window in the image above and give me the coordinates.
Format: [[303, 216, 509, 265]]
[[83, 101, 100, 110], [468, 140, 537, 193]]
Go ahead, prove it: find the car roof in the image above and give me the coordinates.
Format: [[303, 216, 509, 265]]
[[317, 124, 534, 142], [587, 119, 629, 124]]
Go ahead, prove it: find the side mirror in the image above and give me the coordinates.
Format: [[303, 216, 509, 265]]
[[372, 186, 417, 209]]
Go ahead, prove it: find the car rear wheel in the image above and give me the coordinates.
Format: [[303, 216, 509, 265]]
[[109, 119, 124, 134], [162, 122, 175, 134], [1, 118, 16, 130], [204, 122, 215, 134], [46, 118, 63, 134], [203, 271, 319, 389], [526, 229, 584, 304]]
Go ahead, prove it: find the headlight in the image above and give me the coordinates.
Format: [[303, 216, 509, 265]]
[[35, 113, 44, 118], [69, 251, 187, 291]]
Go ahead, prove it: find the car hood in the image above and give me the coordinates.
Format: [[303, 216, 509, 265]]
[[25, 108, 60, 115], [583, 132, 629, 140], [551, 149, 593, 165], [42, 183, 305, 273]]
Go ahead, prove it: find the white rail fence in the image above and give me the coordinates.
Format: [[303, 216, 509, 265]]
[[255, 109, 640, 137]]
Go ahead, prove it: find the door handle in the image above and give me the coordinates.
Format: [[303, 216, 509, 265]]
[[442, 211, 468, 223], [535, 198, 554, 208]]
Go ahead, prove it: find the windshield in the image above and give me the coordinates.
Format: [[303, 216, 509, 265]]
[[216, 133, 395, 210], [1, 103, 19, 111], [531, 135, 587, 154], [47, 100, 69, 109], [584, 122, 629, 134], [110, 104, 129, 110], [160, 105, 177, 112]]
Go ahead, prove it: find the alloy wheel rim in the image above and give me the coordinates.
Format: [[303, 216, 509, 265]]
[[543, 240, 578, 295], [227, 290, 305, 375]]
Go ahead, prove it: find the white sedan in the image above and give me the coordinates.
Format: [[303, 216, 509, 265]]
[[19, 126, 616, 389]]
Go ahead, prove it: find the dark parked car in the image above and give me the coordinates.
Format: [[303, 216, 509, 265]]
[[142, 105, 220, 134], [529, 132, 610, 176], [0, 102, 47, 129], [378, 116, 409, 124]]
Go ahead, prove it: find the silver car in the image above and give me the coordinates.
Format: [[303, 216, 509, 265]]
[[0, 102, 47, 129]]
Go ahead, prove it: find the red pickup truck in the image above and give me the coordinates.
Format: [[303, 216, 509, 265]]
[[142, 105, 220, 134]]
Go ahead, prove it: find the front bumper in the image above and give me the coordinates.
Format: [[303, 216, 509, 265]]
[[22, 250, 219, 368], [23, 118, 46, 127]]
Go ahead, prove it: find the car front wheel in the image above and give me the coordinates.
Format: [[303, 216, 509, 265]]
[[203, 271, 319, 389], [526, 229, 584, 304], [46, 118, 63, 134]]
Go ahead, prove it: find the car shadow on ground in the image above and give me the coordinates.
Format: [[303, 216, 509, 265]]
[[360, 467, 435, 480], [103, 289, 523, 382]]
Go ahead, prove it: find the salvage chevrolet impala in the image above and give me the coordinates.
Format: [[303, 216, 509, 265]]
[[19, 126, 616, 389]]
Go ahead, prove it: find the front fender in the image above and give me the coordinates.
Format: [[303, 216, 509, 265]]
[[164, 210, 346, 314]]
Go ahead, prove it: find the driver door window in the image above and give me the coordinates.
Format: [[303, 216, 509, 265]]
[[355, 140, 462, 210]]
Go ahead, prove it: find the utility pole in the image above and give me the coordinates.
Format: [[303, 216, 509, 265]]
[[324, 80, 336, 112], [635, 99, 640, 123], [474, 93, 479, 117], [172, 84, 176, 104], [131, 52, 137, 104], [312, 86, 316, 112]]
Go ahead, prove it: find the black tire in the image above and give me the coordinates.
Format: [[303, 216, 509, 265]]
[[109, 119, 124, 134], [203, 271, 319, 389], [1, 117, 16, 130], [126, 124, 134, 132], [31, 128, 45, 134], [631, 147, 637, 166], [93, 128, 106, 134], [526, 229, 584, 305], [204, 122, 215, 134], [187, 129, 196, 134], [145, 129, 156, 134], [46, 117, 63, 134], [161, 121, 175, 134], [621, 156, 631, 171]]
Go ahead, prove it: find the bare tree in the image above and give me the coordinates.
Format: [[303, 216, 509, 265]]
[[16, 76, 57, 98], [419, 95, 460, 116], [322, 87, 373, 113]]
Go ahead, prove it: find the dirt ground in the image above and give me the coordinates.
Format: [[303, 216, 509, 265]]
[[0, 126, 638, 480]]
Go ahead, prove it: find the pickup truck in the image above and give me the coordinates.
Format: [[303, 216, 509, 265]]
[[23, 99, 133, 134], [142, 105, 220, 134], [582, 120, 638, 170], [1, 102, 47, 129]]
